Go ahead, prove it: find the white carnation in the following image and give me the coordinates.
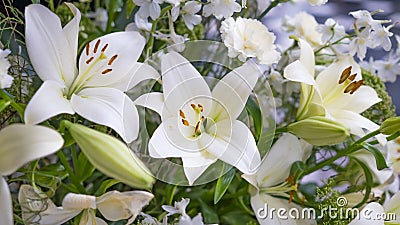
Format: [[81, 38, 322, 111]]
[[221, 17, 280, 65]]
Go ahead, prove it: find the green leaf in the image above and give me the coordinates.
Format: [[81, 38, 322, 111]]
[[361, 143, 388, 170], [246, 97, 262, 141], [75, 152, 95, 182], [198, 199, 219, 224], [0, 100, 11, 112], [290, 161, 307, 181], [350, 157, 373, 208], [221, 211, 257, 225], [94, 179, 120, 196], [126, 0, 136, 19], [214, 168, 236, 204]]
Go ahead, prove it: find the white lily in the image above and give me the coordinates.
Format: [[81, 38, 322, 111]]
[[18, 185, 154, 225], [348, 191, 400, 225], [135, 52, 261, 185], [242, 133, 316, 225], [24, 4, 159, 143], [0, 124, 64, 225], [283, 39, 384, 144]]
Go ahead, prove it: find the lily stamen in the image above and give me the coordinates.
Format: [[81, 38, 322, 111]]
[[182, 119, 189, 126], [101, 68, 112, 75], [108, 54, 118, 65], [94, 39, 101, 53], [339, 66, 352, 84], [179, 110, 186, 119], [101, 44, 109, 53], [348, 74, 356, 81], [344, 80, 363, 94], [85, 42, 90, 55], [85, 57, 94, 64]]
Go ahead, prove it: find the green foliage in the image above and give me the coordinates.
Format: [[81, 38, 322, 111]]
[[361, 69, 396, 124]]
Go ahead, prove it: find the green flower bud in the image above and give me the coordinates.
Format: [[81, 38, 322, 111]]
[[64, 121, 154, 189], [288, 116, 350, 146], [379, 116, 400, 135]]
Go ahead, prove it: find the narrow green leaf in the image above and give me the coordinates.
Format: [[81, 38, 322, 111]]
[[214, 168, 236, 204], [361, 143, 388, 170], [126, 1, 136, 19], [94, 179, 120, 196], [75, 152, 95, 182], [246, 97, 262, 141], [198, 199, 219, 224], [0, 100, 11, 112], [350, 157, 373, 208]]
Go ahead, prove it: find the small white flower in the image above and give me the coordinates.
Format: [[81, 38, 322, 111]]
[[349, 28, 370, 61], [162, 198, 190, 216], [203, 0, 241, 20], [154, 31, 188, 52], [181, 1, 202, 30], [373, 54, 400, 83], [350, 10, 390, 30], [133, 0, 163, 20], [220, 17, 280, 65], [86, 8, 108, 31], [369, 24, 393, 51], [317, 18, 346, 43], [283, 12, 322, 46], [126, 14, 153, 40], [0, 48, 13, 89], [307, 0, 328, 6]]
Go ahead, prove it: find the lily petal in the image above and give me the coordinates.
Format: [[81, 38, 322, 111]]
[[24, 81, 74, 125], [148, 118, 204, 158], [316, 55, 362, 103], [71, 87, 139, 143], [25, 4, 75, 87], [202, 120, 261, 174], [0, 177, 12, 225], [182, 156, 216, 185], [77, 31, 146, 89], [80, 210, 108, 225], [134, 92, 164, 116], [161, 52, 212, 116], [0, 124, 64, 176], [324, 85, 381, 114], [63, 3, 81, 74], [299, 39, 315, 77], [97, 190, 154, 223], [385, 192, 400, 222], [243, 133, 303, 188], [18, 185, 81, 225], [283, 60, 315, 85], [118, 62, 160, 92], [210, 62, 259, 121]]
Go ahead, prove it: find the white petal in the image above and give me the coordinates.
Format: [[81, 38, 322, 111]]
[[348, 203, 385, 225], [328, 109, 379, 137], [77, 31, 146, 89], [80, 210, 108, 225], [113, 62, 160, 92], [182, 156, 216, 185], [385, 192, 400, 219], [18, 185, 81, 225], [0, 124, 64, 176], [0, 177, 12, 225], [283, 60, 315, 85], [202, 120, 261, 174], [25, 4, 75, 87], [316, 55, 362, 101], [210, 62, 260, 121], [148, 119, 204, 158], [71, 88, 139, 143], [134, 92, 164, 115], [243, 133, 303, 188], [63, 3, 81, 74], [24, 81, 74, 124], [299, 39, 315, 77], [161, 52, 212, 116], [149, 2, 161, 20], [97, 190, 154, 222], [325, 85, 381, 114]]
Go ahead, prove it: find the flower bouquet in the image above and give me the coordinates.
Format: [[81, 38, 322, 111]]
[[1, 0, 400, 224]]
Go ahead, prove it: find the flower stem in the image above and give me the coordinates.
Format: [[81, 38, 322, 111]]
[[57, 150, 87, 194], [257, 0, 288, 20]]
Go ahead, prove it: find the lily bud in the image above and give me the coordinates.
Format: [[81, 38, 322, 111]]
[[64, 121, 154, 189], [288, 116, 350, 146], [380, 117, 400, 135]]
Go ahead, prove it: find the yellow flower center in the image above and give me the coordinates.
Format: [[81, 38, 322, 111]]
[[179, 103, 206, 137]]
